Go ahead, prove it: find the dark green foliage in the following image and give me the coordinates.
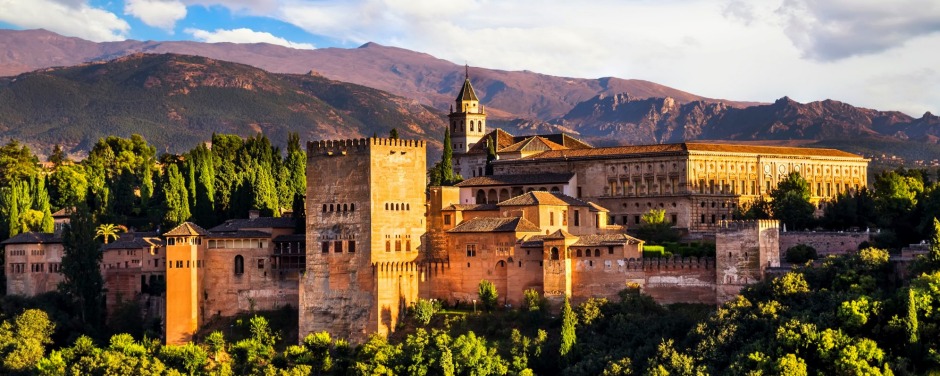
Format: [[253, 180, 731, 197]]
[[485, 135, 496, 176], [785, 244, 818, 264], [771, 172, 816, 230], [389, 128, 399, 139], [411, 299, 439, 326], [161, 163, 190, 228], [821, 188, 877, 230], [58, 204, 104, 336], [642, 245, 667, 258]]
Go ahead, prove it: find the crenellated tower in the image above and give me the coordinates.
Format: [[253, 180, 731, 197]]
[[300, 137, 427, 344], [448, 66, 486, 154]]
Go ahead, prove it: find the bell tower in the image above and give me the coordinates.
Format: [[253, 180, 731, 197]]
[[448, 66, 486, 154]]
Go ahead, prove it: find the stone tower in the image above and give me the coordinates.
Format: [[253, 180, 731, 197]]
[[715, 219, 780, 303], [448, 66, 486, 154], [300, 137, 427, 343], [163, 222, 207, 345]]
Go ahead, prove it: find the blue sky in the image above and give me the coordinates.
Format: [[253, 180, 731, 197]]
[[1, 0, 939, 116]]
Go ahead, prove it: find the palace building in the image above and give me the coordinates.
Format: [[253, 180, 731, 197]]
[[2, 72, 868, 345]]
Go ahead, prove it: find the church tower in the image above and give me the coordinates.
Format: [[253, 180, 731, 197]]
[[448, 66, 486, 154]]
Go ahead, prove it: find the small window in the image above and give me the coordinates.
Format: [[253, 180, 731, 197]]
[[386, 241, 391, 252], [257, 259, 264, 269], [351, 203, 355, 211], [167, 238, 176, 246], [406, 240, 411, 252], [444, 214, 452, 225], [595, 249, 601, 257], [348, 241, 356, 253], [335, 240, 343, 253], [234, 255, 244, 275], [395, 240, 402, 252], [322, 204, 327, 212], [322, 241, 330, 253], [466, 244, 477, 257]]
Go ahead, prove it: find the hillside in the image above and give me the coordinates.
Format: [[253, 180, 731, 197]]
[[0, 29, 757, 120], [0, 53, 446, 156], [553, 93, 940, 164]]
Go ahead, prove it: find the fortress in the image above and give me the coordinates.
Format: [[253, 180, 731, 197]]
[[3, 73, 869, 344]]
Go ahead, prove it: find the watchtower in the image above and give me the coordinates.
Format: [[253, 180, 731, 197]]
[[715, 219, 780, 303], [163, 222, 207, 345], [448, 66, 486, 154], [300, 137, 427, 343]]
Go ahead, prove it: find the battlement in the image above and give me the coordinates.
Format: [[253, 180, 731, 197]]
[[620, 256, 715, 271], [717, 219, 779, 232], [307, 138, 426, 156]]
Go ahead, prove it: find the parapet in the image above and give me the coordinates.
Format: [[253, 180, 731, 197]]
[[717, 219, 779, 232], [307, 137, 426, 156]]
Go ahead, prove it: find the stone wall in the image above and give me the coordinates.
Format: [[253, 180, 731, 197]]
[[301, 138, 426, 344], [4, 243, 64, 297], [202, 245, 298, 318], [572, 257, 717, 305], [779, 231, 871, 258], [715, 220, 780, 303]]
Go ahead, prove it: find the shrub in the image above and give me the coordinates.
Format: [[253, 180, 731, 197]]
[[412, 299, 439, 325], [643, 245, 666, 258], [785, 244, 818, 264], [478, 280, 498, 311], [522, 289, 546, 313]]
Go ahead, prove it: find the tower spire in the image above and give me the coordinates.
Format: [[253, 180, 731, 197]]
[[465, 64, 469, 80]]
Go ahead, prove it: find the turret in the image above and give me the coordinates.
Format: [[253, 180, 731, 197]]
[[448, 65, 487, 153]]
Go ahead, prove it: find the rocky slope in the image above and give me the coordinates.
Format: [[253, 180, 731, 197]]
[[0, 53, 445, 156]]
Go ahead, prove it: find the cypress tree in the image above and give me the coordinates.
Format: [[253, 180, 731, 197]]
[[389, 128, 399, 139], [560, 296, 577, 357], [251, 162, 279, 217], [192, 145, 216, 226], [59, 203, 104, 333], [907, 287, 918, 345], [162, 164, 190, 228], [186, 158, 197, 209], [441, 129, 455, 185], [485, 136, 497, 176], [140, 162, 153, 210]]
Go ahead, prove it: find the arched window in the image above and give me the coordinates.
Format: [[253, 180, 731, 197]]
[[576, 249, 582, 257], [350, 203, 355, 211], [329, 204, 334, 212], [470, 120, 474, 131], [343, 204, 348, 212], [476, 190, 487, 204], [322, 204, 326, 212], [550, 247, 559, 260], [497, 260, 506, 268], [234, 255, 244, 275], [595, 249, 601, 257], [385, 203, 389, 210]]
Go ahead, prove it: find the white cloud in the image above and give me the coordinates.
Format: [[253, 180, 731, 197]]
[[185, 27, 315, 49], [0, 0, 129, 41], [124, 0, 187, 31], [777, 0, 940, 61]]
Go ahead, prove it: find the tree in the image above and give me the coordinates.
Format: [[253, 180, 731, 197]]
[[0, 309, 55, 373], [478, 280, 498, 311], [48, 144, 66, 167], [560, 296, 577, 357], [770, 172, 815, 230], [95, 223, 124, 245], [162, 164, 190, 228], [485, 136, 497, 176], [784, 244, 818, 264], [412, 299, 439, 326], [636, 208, 679, 243], [59, 204, 104, 333], [440, 129, 456, 185], [389, 128, 399, 139], [48, 164, 87, 211], [735, 196, 772, 220]]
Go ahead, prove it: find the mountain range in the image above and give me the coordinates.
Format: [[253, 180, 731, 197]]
[[1, 28, 938, 165]]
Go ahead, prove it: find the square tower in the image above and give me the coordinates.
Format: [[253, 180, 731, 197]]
[[300, 137, 427, 343], [163, 222, 207, 345], [715, 219, 780, 303]]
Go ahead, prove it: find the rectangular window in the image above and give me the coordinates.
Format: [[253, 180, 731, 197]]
[[550, 212, 554, 226], [348, 241, 356, 253], [562, 210, 568, 226], [574, 210, 580, 226], [577, 186, 582, 198], [322, 241, 330, 253], [395, 240, 402, 252], [444, 214, 451, 225], [466, 244, 477, 257], [167, 238, 175, 246], [635, 215, 641, 225], [258, 259, 264, 269], [177, 261, 183, 268], [671, 214, 677, 224], [334, 240, 343, 253], [621, 216, 627, 225]]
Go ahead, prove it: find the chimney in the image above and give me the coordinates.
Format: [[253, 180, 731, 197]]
[[248, 210, 260, 219]]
